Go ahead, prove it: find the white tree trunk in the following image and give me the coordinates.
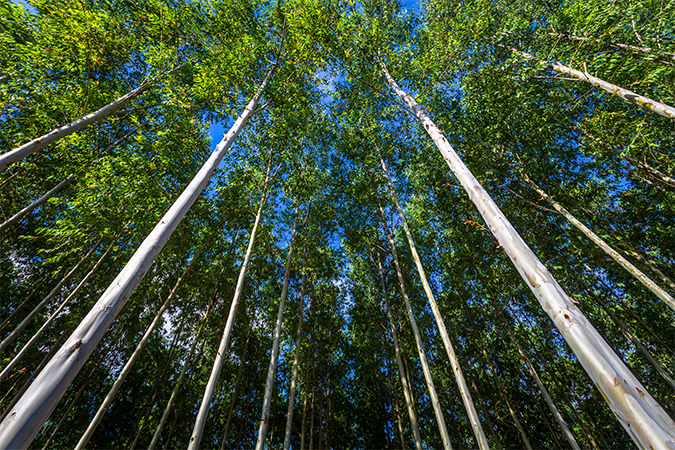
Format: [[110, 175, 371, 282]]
[[519, 170, 675, 312], [0, 235, 104, 354], [509, 47, 675, 120], [377, 200, 453, 450], [0, 226, 125, 383], [380, 155, 490, 450], [0, 175, 74, 233], [74, 237, 211, 449], [374, 252, 423, 450], [283, 260, 307, 450], [188, 156, 273, 450], [255, 204, 301, 450], [0, 67, 274, 450], [379, 59, 675, 449]]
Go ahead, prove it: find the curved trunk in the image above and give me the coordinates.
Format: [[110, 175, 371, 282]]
[[509, 47, 675, 120], [380, 59, 675, 449], [188, 155, 273, 450], [0, 175, 74, 233], [0, 66, 275, 450], [255, 203, 301, 450], [380, 155, 489, 450]]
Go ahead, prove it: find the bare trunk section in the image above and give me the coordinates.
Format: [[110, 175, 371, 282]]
[[283, 259, 307, 450], [147, 295, 216, 450], [379, 59, 675, 449], [0, 66, 275, 450], [509, 47, 675, 120], [188, 155, 273, 450], [379, 155, 489, 450], [619, 153, 675, 189], [376, 200, 453, 450], [0, 226, 125, 383], [74, 238, 212, 449], [0, 235, 104, 354], [0, 175, 73, 233], [489, 295, 580, 449], [374, 251, 423, 450], [519, 170, 675, 312], [255, 204, 302, 450]]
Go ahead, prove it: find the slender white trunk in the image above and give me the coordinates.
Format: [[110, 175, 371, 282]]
[[188, 157, 273, 450], [283, 260, 307, 450], [374, 252, 422, 450], [379, 59, 675, 449], [377, 201, 453, 450], [0, 227, 125, 383], [619, 153, 675, 189], [74, 238, 211, 449], [0, 175, 74, 233], [509, 47, 675, 120], [255, 205, 301, 450], [0, 235, 104, 354], [379, 156, 490, 450], [0, 67, 274, 450], [490, 296, 580, 449], [519, 170, 675, 312], [147, 294, 216, 450]]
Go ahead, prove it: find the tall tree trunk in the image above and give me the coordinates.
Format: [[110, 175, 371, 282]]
[[74, 238, 212, 449], [0, 226, 125, 383], [283, 258, 308, 450], [0, 66, 177, 171], [468, 376, 503, 450], [376, 201, 453, 450], [0, 175, 74, 233], [300, 310, 315, 450], [379, 58, 675, 449], [508, 47, 675, 120], [379, 155, 489, 450], [381, 342, 405, 450], [148, 293, 216, 450], [255, 203, 302, 450], [0, 66, 276, 450], [488, 295, 580, 449], [373, 251, 423, 450], [188, 153, 273, 450], [220, 310, 256, 450], [0, 235, 104, 354], [518, 169, 675, 312]]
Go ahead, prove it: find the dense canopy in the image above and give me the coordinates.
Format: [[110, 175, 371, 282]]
[[1, 0, 674, 448]]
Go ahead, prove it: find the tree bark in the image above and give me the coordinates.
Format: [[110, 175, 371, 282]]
[[376, 200, 453, 450], [0, 175, 74, 233], [188, 153, 273, 450], [255, 203, 302, 450], [0, 65, 276, 450], [74, 238, 212, 449], [379, 58, 675, 449], [373, 251, 423, 450], [380, 155, 489, 450], [509, 47, 675, 120], [0, 235, 104, 354]]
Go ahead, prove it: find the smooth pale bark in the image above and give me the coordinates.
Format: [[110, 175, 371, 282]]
[[148, 299, 215, 450], [619, 153, 675, 189], [519, 170, 675, 312], [0, 66, 177, 171], [0, 67, 274, 450], [377, 201, 453, 450], [380, 59, 675, 449], [374, 252, 423, 450], [489, 295, 580, 449], [0, 227, 124, 383], [0, 235, 104, 354], [188, 158, 272, 450], [74, 238, 211, 450], [379, 155, 490, 450], [509, 47, 675, 120], [283, 260, 307, 450], [0, 175, 73, 233], [255, 205, 301, 450]]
